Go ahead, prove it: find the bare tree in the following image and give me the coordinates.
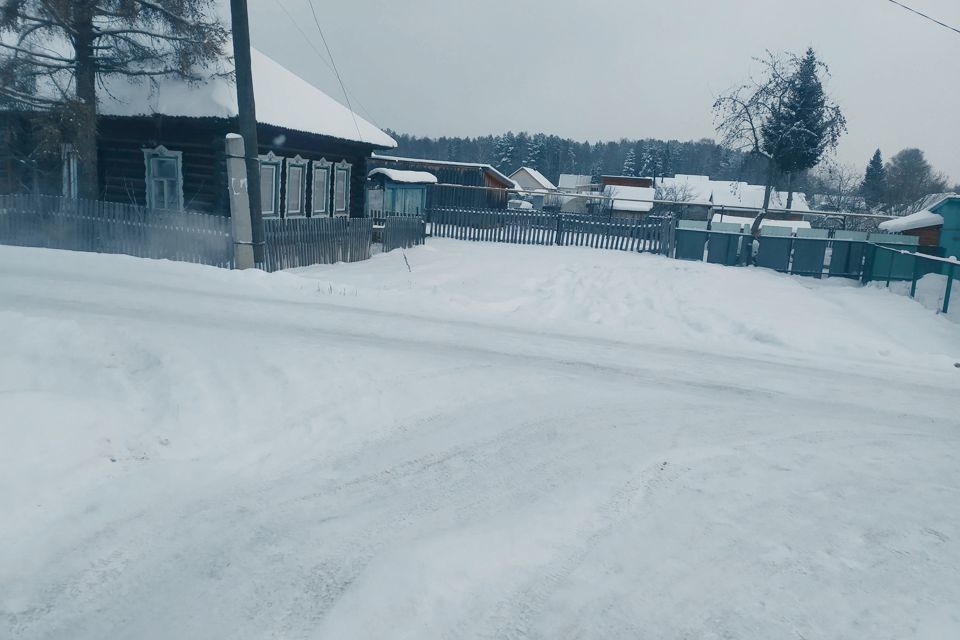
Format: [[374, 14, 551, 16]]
[[655, 182, 697, 204], [713, 49, 845, 231], [0, 1, 229, 198], [810, 160, 871, 231], [884, 148, 950, 214], [815, 160, 862, 212], [713, 52, 791, 218]]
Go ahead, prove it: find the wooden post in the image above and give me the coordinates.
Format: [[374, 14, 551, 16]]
[[944, 264, 955, 315], [225, 134, 255, 269], [230, 0, 264, 265], [909, 255, 921, 298]]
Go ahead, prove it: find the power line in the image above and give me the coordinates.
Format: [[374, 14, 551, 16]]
[[273, 0, 382, 128], [886, 0, 960, 36], [304, 0, 364, 143]]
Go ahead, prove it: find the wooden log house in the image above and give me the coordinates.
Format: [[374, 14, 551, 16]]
[[0, 48, 396, 219]]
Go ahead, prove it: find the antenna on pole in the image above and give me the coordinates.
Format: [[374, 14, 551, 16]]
[[230, 0, 265, 265]]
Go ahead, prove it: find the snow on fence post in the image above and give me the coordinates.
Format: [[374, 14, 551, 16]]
[[225, 134, 255, 269]]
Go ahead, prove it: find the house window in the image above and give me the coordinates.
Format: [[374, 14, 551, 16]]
[[61, 144, 78, 199], [285, 156, 308, 217], [259, 152, 282, 217], [312, 158, 332, 216], [334, 161, 351, 216], [143, 146, 183, 210]]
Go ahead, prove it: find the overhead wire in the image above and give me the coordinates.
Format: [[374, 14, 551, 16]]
[[273, 0, 383, 131], [304, 0, 364, 143], [885, 0, 960, 36]]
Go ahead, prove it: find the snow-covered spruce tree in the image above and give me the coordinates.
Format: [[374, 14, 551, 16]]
[[525, 133, 545, 170], [621, 148, 636, 176], [861, 149, 886, 209], [714, 48, 845, 222], [590, 163, 601, 185], [637, 143, 654, 177], [494, 132, 516, 173], [565, 147, 576, 175], [0, 0, 228, 199], [761, 48, 845, 209]]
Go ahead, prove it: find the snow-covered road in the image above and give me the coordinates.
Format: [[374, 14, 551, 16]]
[[2, 241, 958, 639]]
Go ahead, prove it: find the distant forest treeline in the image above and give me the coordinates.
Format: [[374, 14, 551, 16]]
[[381, 130, 786, 188]]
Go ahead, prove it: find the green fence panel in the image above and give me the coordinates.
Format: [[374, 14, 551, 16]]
[[755, 226, 793, 272], [868, 234, 920, 281], [791, 228, 829, 278], [706, 222, 743, 266], [869, 232, 919, 248], [870, 244, 894, 282], [890, 250, 918, 282], [829, 231, 868, 278], [675, 220, 708, 261]]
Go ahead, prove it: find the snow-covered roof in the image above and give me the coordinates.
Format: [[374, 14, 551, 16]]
[[97, 48, 395, 149], [710, 182, 766, 209], [368, 168, 437, 184], [1, 0, 394, 148], [655, 175, 713, 205], [371, 154, 515, 188], [606, 186, 655, 213], [654, 175, 812, 213], [878, 210, 945, 233], [558, 174, 594, 190], [907, 193, 958, 215], [510, 167, 557, 191]]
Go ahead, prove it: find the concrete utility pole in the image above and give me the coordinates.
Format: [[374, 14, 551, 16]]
[[225, 134, 255, 269], [229, 0, 265, 264]]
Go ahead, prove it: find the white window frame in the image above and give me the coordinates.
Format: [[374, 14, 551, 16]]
[[61, 143, 78, 199], [333, 160, 352, 216], [258, 151, 282, 217], [285, 155, 308, 218], [143, 145, 184, 211], [311, 158, 332, 217]]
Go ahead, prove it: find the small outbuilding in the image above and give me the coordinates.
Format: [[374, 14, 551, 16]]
[[366, 168, 437, 215], [878, 209, 944, 246], [878, 195, 959, 256], [600, 175, 654, 189], [510, 167, 556, 193], [604, 185, 656, 217], [368, 155, 515, 210]]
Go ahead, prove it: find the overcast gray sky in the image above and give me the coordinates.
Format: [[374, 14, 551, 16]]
[[249, 0, 960, 182]]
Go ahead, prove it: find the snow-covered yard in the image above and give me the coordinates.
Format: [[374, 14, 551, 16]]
[[1, 239, 959, 639]]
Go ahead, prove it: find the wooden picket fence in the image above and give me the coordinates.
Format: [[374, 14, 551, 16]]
[[428, 208, 674, 254], [262, 216, 373, 272], [560, 214, 673, 252], [382, 215, 426, 252], [0, 194, 234, 267]]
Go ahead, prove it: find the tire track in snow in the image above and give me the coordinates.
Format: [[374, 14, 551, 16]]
[[448, 458, 686, 640]]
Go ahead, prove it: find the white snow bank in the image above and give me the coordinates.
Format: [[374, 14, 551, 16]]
[[879, 210, 944, 233], [295, 239, 958, 365], [1, 243, 959, 639], [710, 214, 812, 231], [368, 168, 437, 184]]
